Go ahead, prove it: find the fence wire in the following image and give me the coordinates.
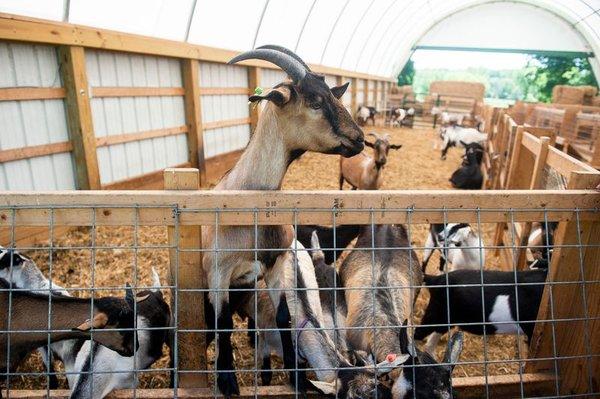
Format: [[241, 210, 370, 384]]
[[0, 202, 598, 399]]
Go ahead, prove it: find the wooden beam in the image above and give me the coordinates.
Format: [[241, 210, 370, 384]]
[[199, 87, 252, 96], [528, 171, 600, 395], [1, 373, 556, 398], [203, 117, 251, 130], [91, 87, 184, 98], [181, 59, 205, 184], [0, 87, 65, 101], [0, 190, 598, 227], [58, 46, 101, 190], [0, 141, 72, 163], [95, 126, 187, 147], [0, 13, 393, 83], [247, 66, 261, 135], [164, 168, 207, 388]]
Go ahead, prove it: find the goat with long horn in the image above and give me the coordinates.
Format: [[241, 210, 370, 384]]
[[202, 46, 364, 397]]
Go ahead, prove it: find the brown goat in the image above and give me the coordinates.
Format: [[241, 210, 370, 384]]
[[0, 278, 143, 374], [204, 45, 364, 396], [339, 133, 402, 190], [339, 225, 463, 398]]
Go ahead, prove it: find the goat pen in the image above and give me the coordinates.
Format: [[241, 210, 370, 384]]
[[0, 167, 598, 398]]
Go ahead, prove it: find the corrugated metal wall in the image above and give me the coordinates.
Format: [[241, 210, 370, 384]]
[[86, 50, 188, 185], [356, 79, 365, 107], [199, 62, 250, 159], [0, 42, 76, 190], [367, 80, 374, 104]]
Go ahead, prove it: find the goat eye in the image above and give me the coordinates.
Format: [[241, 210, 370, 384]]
[[310, 102, 322, 110]]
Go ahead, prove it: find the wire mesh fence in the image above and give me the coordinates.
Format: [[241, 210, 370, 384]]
[[0, 189, 598, 398]]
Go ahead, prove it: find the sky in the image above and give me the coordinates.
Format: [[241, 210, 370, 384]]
[[411, 49, 531, 70]]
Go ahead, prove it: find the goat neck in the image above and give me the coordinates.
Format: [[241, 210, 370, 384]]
[[216, 105, 294, 191]]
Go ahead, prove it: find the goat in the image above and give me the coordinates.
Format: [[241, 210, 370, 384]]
[[449, 145, 484, 190], [339, 133, 402, 190], [265, 239, 411, 398], [526, 221, 558, 269], [389, 107, 414, 128], [65, 268, 170, 399], [461, 142, 484, 166], [439, 125, 487, 160], [415, 269, 547, 355], [206, 45, 364, 396], [248, 230, 350, 387], [356, 105, 377, 126], [431, 107, 467, 126], [339, 224, 464, 398], [422, 223, 486, 273], [0, 278, 139, 375], [0, 248, 171, 398], [0, 247, 69, 388], [295, 224, 360, 265]]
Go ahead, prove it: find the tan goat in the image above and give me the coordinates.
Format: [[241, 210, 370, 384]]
[[203, 45, 364, 396], [339, 133, 402, 190]]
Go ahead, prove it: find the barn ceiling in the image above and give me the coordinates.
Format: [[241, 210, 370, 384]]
[[1, 0, 598, 77]]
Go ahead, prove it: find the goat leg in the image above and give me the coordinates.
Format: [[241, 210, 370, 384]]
[[214, 302, 240, 397], [275, 294, 308, 393]]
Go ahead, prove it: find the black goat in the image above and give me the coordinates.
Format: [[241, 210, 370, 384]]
[[449, 145, 483, 190]]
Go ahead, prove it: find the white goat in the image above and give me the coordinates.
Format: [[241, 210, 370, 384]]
[[422, 223, 486, 273]]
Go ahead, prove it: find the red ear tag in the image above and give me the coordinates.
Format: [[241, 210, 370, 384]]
[[386, 353, 397, 363]]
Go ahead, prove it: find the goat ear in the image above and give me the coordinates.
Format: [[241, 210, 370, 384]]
[[309, 379, 339, 395], [389, 144, 402, 150], [135, 293, 150, 303], [73, 312, 108, 331], [249, 86, 292, 107], [330, 82, 349, 99], [443, 331, 464, 370], [364, 141, 375, 148]]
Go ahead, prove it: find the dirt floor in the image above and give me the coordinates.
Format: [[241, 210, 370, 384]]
[[12, 126, 524, 391]]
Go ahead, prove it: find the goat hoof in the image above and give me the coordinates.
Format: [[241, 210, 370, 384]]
[[261, 370, 273, 386], [217, 371, 240, 397], [288, 370, 309, 393]]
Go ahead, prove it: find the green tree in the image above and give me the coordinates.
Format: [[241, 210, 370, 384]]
[[523, 55, 598, 102], [397, 59, 415, 86]]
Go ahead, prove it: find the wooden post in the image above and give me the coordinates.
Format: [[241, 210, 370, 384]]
[[515, 136, 550, 269], [591, 139, 600, 169], [493, 125, 524, 256], [527, 171, 600, 395], [373, 80, 379, 110], [165, 168, 207, 388], [351, 77, 357, 113], [363, 79, 370, 105], [248, 66, 261, 135], [181, 59, 206, 185], [58, 46, 100, 190]]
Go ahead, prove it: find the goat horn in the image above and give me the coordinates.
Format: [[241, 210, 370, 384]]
[[256, 45, 311, 71], [229, 49, 306, 83], [367, 132, 380, 139]]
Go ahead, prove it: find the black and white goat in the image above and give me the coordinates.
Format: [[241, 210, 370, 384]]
[[356, 106, 377, 126], [526, 221, 558, 269], [415, 269, 547, 355], [449, 144, 484, 190], [389, 107, 415, 128], [66, 269, 170, 399], [438, 125, 487, 160], [205, 45, 364, 395], [422, 223, 486, 273], [338, 225, 464, 398]]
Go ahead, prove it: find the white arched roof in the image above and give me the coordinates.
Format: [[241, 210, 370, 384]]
[[1, 0, 598, 78]]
